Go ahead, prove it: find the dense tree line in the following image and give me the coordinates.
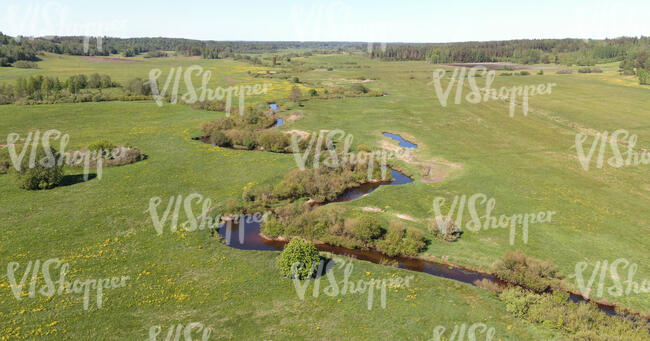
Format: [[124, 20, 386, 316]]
[[370, 37, 649, 65]]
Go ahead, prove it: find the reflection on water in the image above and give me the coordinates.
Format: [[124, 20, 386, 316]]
[[336, 169, 413, 202], [218, 218, 496, 285], [383, 132, 418, 149]]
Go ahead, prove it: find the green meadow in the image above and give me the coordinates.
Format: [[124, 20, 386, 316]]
[[0, 52, 648, 339]]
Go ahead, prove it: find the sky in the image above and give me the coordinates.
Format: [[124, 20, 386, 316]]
[[1, 0, 649, 43]]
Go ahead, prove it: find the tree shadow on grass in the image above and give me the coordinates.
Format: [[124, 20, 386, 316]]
[[59, 173, 97, 187]]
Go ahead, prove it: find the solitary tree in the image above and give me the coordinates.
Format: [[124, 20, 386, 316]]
[[638, 69, 649, 85]]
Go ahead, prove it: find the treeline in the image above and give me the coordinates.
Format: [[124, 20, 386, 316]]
[[0, 73, 153, 104], [370, 37, 650, 65], [0, 33, 365, 66]]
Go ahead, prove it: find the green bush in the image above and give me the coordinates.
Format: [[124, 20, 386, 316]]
[[209, 131, 231, 147], [537, 70, 544, 75], [13, 146, 64, 190], [351, 214, 384, 242], [349, 83, 369, 94], [375, 223, 426, 256], [499, 287, 542, 318], [13, 61, 38, 69], [518, 71, 530, 76], [428, 216, 461, 241], [261, 217, 286, 238], [493, 250, 559, 292], [88, 140, 116, 152], [0, 148, 10, 174], [307, 89, 318, 97], [277, 238, 320, 280], [638, 69, 650, 85], [258, 130, 289, 152], [356, 144, 372, 153]]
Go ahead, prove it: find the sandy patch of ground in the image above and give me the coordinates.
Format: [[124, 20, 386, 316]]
[[284, 130, 310, 139], [395, 213, 418, 222], [379, 139, 463, 183], [286, 112, 304, 121], [82, 56, 140, 63], [361, 206, 384, 212]]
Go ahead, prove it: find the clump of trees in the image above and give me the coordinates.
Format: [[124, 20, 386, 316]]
[[200, 110, 286, 151], [0, 73, 155, 105]]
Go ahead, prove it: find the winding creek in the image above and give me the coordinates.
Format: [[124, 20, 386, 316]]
[[198, 129, 626, 319]]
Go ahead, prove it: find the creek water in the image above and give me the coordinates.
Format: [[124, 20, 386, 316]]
[[335, 168, 413, 202], [382, 132, 418, 149]]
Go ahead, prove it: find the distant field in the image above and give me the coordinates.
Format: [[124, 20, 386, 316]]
[[0, 53, 648, 338]]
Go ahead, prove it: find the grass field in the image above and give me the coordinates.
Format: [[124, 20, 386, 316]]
[[0, 52, 648, 339]]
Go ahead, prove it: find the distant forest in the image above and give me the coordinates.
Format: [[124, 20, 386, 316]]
[[1, 33, 648, 74], [370, 37, 649, 71]]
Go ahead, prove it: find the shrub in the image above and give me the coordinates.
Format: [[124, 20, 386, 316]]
[[591, 68, 603, 73], [0, 148, 11, 174], [537, 70, 544, 75], [578, 67, 592, 73], [375, 223, 426, 257], [209, 131, 232, 147], [88, 140, 116, 152], [428, 216, 461, 241], [499, 287, 542, 317], [13, 61, 38, 69], [493, 250, 559, 292], [307, 88, 318, 97], [261, 217, 286, 238], [349, 83, 369, 94], [518, 71, 530, 76], [356, 144, 372, 153], [125, 78, 151, 96], [258, 130, 289, 152], [638, 69, 650, 85], [350, 214, 384, 242], [500, 72, 513, 76], [277, 238, 320, 280], [556, 69, 573, 74], [13, 146, 64, 190]]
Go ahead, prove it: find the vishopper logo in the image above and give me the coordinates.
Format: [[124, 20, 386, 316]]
[[570, 258, 649, 299], [428, 67, 556, 117], [146, 65, 271, 114], [430, 194, 556, 246], [4, 1, 127, 53], [290, 2, 387, 52], [147, 193, 221, 235], [428, 322, 496, 341], [148, 323, 212, 341], [574, 129, 649, 171], [6, 258, 129, 310], [146, 193, 271, 244], [5, 129, 121, 181], [291, 258, 414, 310], [290, 129, 403, 181]]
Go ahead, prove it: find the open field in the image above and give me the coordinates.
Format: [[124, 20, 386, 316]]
[[1, 52, 648, 339]]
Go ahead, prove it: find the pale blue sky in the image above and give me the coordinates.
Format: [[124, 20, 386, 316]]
[[1, 0, 649, 42]]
